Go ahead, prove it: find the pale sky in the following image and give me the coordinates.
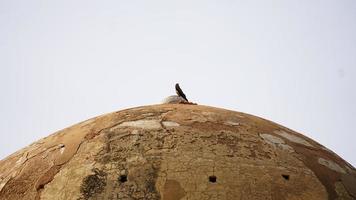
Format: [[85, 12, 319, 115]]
[[0, 0, 355, 166]]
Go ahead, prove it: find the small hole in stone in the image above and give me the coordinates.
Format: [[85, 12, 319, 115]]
[[119, 175, 127, 183], [209, 175, 217, 183], [282, 174, 289, 180]]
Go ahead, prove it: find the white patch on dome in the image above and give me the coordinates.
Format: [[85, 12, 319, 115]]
[[224, 121, 240, 126], [59, 144, 65, 155], [274, 130, 313, 147], [162, 121, 180, 127], [318, 158, 346, 174], [118, 120, 162, 129], [260, 133, 294, 152]]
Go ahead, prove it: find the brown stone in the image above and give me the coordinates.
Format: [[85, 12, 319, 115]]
[[0, 104, 355, 200]]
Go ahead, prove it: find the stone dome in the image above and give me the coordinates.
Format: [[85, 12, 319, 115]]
[[0, 104, 355, 200]]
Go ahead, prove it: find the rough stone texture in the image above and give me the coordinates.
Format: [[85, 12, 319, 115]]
[[318, 158, 347, 174], [0, 104, 355, 200]]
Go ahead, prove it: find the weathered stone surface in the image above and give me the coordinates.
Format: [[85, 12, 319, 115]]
[[259, 133, 294, 152], [274, 130, 314, 147], [318, 158, 347, 174], [0, 104, 355, 200]]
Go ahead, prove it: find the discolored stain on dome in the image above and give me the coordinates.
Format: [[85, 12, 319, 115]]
[[0, 104, 355, 200]]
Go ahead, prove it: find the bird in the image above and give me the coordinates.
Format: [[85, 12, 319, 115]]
[[161, 83, 196, 104], [175, 83, 188, 101]]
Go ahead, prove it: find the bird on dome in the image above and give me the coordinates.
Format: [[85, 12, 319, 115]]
[[162, 83, 197, 105]]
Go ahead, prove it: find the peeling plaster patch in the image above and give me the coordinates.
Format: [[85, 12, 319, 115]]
[[59, 147, 65, 155], [274, 130, 313, 147], [224, 121, 240, 126], [0, 152, 29, 191], [16, 152, 28, 165], [0, 176, 11, 191], [58, 144, 65, 155], [118, 120, 162, 129], [318, 158, 346, 174], [259, 134, 294, 152], [260, 133, 284, 144], [162, 121, 180, 127], [0, 170, 20, 192], [0, 183, 5, 191], [40, 160, 97, 199]]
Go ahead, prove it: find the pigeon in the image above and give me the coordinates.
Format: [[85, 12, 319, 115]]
[[162, 83, 196, 104], [175, 83, 188, 101]]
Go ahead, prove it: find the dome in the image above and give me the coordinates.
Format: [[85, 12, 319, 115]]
[[0, 104, 355, 199]]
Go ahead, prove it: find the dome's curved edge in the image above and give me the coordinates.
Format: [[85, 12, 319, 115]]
[[0, 104, 355, 200]]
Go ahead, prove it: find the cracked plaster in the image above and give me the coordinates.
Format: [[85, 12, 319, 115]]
[[274, 130, 314, 147], [318, 158, 346, 174], [0, 104, 355, 200]]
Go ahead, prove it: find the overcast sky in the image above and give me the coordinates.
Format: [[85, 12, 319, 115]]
[[0, 0, 355, 166]]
